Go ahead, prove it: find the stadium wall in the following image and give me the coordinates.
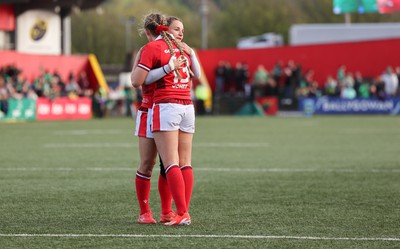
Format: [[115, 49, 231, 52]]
[[196, 38, 400, 90]]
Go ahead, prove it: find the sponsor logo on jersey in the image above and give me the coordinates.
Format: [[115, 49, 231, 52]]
[[164, 48, 181, 54]]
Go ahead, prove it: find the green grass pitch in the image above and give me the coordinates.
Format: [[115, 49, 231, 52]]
[[1, 116, 400, 248]]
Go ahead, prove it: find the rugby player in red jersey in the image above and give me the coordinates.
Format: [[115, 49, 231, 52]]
[[131, 13, 200, 225], [132, 13, 200, 226]]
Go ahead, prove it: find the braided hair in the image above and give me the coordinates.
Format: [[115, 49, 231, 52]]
[[165, 16, 194, 77], [160, 30, 183, 79]]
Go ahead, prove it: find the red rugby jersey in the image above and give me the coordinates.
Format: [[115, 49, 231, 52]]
[[140, 83, 155, 109], [138, 37, 192, 103]]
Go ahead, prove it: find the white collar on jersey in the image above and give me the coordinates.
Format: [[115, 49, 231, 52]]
[[155, 33, 175, 40]]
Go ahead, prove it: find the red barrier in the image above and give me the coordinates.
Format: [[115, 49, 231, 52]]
[[36, 97, 92, 120], [196, 38, 400, 90]]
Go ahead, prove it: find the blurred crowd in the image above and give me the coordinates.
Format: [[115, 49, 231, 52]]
[[0, 64, 197, 118], [2, 61, 400, 117], [0, 64, 95, 115], [214, 60, 400, 101], [0, 64, 139, 118]]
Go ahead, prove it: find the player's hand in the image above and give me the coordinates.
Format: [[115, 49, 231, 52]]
[[180, 42, 192, 55], [168, 55, 185, 71]]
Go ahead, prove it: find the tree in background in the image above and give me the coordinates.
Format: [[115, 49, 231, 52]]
[[71, 0, 400, 64]]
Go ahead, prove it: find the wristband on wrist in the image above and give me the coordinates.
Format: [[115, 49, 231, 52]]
[[162, 65, 168, 74], [163, 64, 172, 74]]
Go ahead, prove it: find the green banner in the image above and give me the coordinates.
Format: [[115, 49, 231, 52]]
[[333, 0, 378, 14], [6, 98, 37, 120], [361, 0, 378, 13]]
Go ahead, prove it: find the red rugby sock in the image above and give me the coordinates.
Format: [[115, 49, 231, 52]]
[[181, 165, 194, 210], [135, 171, 151, 215], [165, 164, 187, 215]]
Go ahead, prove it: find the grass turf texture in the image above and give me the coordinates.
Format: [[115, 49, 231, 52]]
[[0, 116, 399, 248]]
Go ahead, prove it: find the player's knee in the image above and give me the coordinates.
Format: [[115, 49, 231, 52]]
[[139, 159, 156, 174], [179, 158, 191, 166], [138, 166, 153, 176]]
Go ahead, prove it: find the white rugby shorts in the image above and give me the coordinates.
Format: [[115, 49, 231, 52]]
[[152, 103, 195, 133], [134, 108, 154, 139]]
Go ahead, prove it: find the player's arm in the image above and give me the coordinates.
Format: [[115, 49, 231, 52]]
[[132, 47, 143, 69], [189, 49, 201, 79], [130, 47, 143, 87], [131, 66, 149, 88], [131, 45, 155, 88], [144, 56, 184, 85], [181, 42, 201, 79]]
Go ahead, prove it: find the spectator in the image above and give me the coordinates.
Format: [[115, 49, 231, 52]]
[[358, 80, 370, 98], [282, 60, 298, 99], [92, 87, 108, 118], [293, 62, 303, 89], [303, 69, 314, 86], [370, 76, 386, 100], [53, 70, 62, 81], [308, 81, 322, 98], [253, 65, 269, 85], [49, 76, 63, 100], [65, 72, 82, 98], [296, 69, 315, 98], [8, 81, 22, 100], [1, 64, 21, 82], [106, 85, 125, 116], [223, 61, 232, 93], [337, 65, 346, 83], [13, 74, 25, 95], [43, 69, 52, 83], [272, 60, 283, 85], [214, 61, 225, 96], [233, 62, 249, 95], [242, 63, 251, 99], [353, 72, 363, 97], [0, 75, 9, 115], [340, 83, 356, 99], [324, 75, 339, 97], [342, 72, 355, 89], [33, 76, 50, 97], [22, 82, 37, 100], [78, 71, 93, 97], [52, 70, 67, 97], [264, 78, 278, 97], [382, 66, 399, 97], [296, 80, 309, 98], [252, 65, 268, 98]]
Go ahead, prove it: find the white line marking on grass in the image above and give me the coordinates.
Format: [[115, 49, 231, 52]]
[[53, 129, 125, 136], [1, 167, 400, 174], [197, 142, 269, 147], [197, 168, 400, 173], [43, 142, 269, 148], [44, 143, 136, 148], [0, 234, 399, 241]]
